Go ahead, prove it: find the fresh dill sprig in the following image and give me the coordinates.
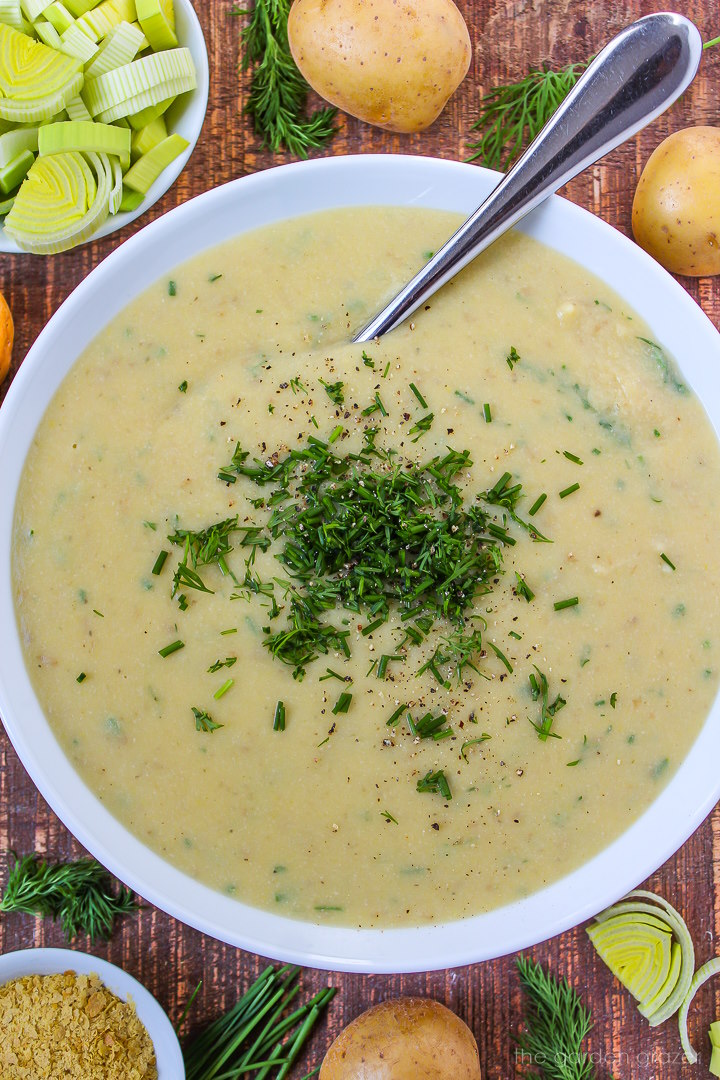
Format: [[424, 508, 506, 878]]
[[233, 0, 337, 157], [515, 955, 595, 1080], [0, 852, 138, 942], [467, 62, 590, 171], [184, 963, 335, 1080]]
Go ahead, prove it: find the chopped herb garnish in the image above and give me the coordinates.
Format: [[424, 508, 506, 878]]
[[559, 482, 580, 499], [417, 769, 452, 800], [408, 412, 434, 441], [208, 657, 237, 673], [208, 273, 223, 283], [386, 703, 407, 727], [289, 376, 308, 395], [409, 383, 428, 409], [213, 679, 234, 700], [76, 672, 87, 683], [192, 707, 223, 733], [461, 734, 491, 761], [660, 552, 676, 570], [92, 609, 103, 617], [554, 597, 579, 611], [380, 810, 398, 824], [483, 403, 492, 423], [152, 550, 169, 576], [487, 640, 513, 673], [158, 639, 185, 658], [506, 346, 520, 370], [273, 700, 286, 731], [362, 391, 388, 417], [509, 630, 522, 640], [515, 572, 535, 602], [178, 380, 188, 393], [220, 628, 237, 635], [529, 667, 566, 741], [563, 450, 583, 465], [332, 692, 352, 714], [528, 493, 547, 516], [168, 280, 177, 296], [454, 389, 474, 404], [362, 350, 374, 368], [143, 521, 157, 531], [610, 692, 617, 709], [320, 378, 344, 405]]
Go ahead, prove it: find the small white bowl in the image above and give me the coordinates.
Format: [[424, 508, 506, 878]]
[[0, 947, 185, 1078], [0, 0, 209, 254]]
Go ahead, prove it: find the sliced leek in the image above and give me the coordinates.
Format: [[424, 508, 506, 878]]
[[59, 23, 99, 61], [0, 143, 32, 189], [63, 0, 100, 16], [0, 23, 83, 121], [83, 46, 193, 116], [43, 1, 73, 33], [84, 18, 143, 77], [20, 0, 53, 21], [129, 107, 162, 156], [124, 90, 170, 128], [64, 90, 90, 118], [135, 0, 174, 51], [587, 890, 695, 1027], [5, 147, 112, 251], [122, 127, 182, 191], [678, 957, 720, 1065], [76, 0, 137, 42], [0, 0, 24, 30], [39, 117, 130, 167], [0, 120, 37, 163]]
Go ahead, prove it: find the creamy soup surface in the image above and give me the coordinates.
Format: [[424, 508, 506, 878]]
[[12, 208, 720, 927]]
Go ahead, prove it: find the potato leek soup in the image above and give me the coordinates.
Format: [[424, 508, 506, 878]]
[[12, 207, 720, 927]]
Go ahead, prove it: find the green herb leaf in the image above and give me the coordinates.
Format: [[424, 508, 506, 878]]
[[515, 954, 595, 1080]]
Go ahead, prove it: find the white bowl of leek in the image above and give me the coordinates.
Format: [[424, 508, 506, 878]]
[[0, 0, 208, 254]]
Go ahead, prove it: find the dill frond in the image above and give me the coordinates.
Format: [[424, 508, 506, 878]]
[[516, 955, 595, 1080]]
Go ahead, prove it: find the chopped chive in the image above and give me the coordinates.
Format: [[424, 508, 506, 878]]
[[220, 628, 237, 635], [380, 810, 398, 823], [332, 692, 352, 715], [143, 521, 157, 531], [273, 700, 286, 731], [610, 692, 618, 709], [515, 572, 535, 603], [506, 346, 520, 370], [328, 424, 343, 444], [386, 703, 407, 727], [483, 403, 492, 422], [168, 280, 177, 296], [76, 672, 86, 683], [559, 483, 580, 499], [528, 493, 547, 516], [92, 609, 104, 618], [158, 639, 185, 658], [461, 734, 491, 760], [192, 706, 222, 733], [319, 668, 347, 682], [382, 362, 390, 378], [213, 679, 234, 700], [151, 550, 169, 575], [487, 640, 513, 673], [454, 389, 474, 404], [417, 769, 452, 800], [554, 597, 579, 611], [362, 350, 374, 368], [509, 630, 522, 640], [566, 759, 580, 767], [409, 383, 428, 409], [178, 594, 188, 611], [217, 469, 237, 484], [362, 617, 385, 636], [660, 552, 676, 570], [208, 273, 223, 282], [563, 451, 583, 465], [178, 380, 188, 393], [377, 654, 403, 679]]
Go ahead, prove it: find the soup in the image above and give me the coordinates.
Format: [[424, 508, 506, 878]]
[[12, 207, 720, 926]]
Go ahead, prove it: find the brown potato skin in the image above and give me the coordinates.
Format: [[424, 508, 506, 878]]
[[319, 996, 482, 1079], [287, 0, 471, 133], [632, 126, 720, 277]]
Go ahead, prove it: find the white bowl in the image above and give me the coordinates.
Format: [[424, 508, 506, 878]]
[[0, 947, 184, 1077], [0, 0, 209, 253], [1, 155, 720, 973]]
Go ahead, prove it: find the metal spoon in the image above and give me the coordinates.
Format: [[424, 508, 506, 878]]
[[353, 12, 703, 343]]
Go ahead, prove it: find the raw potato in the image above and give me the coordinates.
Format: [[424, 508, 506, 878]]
[[319, 996, 482, 1079], [287, 0, 471, 133], [632, 126, 720, 277], [0, 290, 13, 383]]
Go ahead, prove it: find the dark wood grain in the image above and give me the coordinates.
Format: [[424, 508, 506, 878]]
[[1, 2, 719, 1076]]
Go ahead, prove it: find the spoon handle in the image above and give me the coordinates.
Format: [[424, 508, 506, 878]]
[[353, 12, 703, 344]]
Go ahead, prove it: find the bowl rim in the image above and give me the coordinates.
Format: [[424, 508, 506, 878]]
[[1, 153, 720, 973], [0, 946, 185, 1077], [0, 0, 209, 254]]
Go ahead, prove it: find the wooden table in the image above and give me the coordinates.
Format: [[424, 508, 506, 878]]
[[1, 2, 719, 1076]]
